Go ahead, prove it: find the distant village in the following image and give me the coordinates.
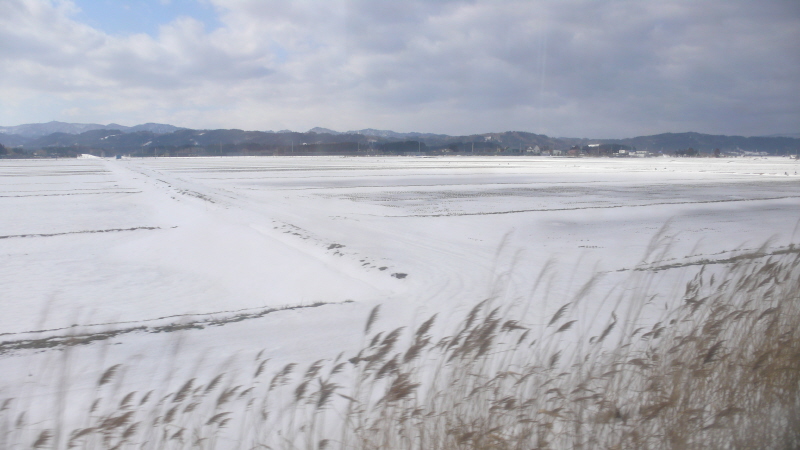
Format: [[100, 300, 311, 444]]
[[520, 144, 774, 158]]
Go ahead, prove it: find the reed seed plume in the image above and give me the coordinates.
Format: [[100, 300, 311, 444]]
[[205, 373, 224, 394], [32, 430, 51, 449], [364, 305, 381, 335], [254, 360, 269, 378], [97, 364, 121, 387], [173, 379, 194, 403], [548, 302, 570, 326], [555, 320, 576, 333]]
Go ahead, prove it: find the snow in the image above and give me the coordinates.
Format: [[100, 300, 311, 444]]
[[0, 155, 798, 422]]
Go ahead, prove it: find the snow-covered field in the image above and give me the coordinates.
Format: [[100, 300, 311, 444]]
[[1, 155, 799, 416]]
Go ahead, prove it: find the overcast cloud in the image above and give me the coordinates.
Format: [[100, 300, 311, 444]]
[[1, 0, 798, 137]]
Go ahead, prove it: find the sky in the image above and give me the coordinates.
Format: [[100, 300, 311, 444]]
[[1, 0, 798, 138]]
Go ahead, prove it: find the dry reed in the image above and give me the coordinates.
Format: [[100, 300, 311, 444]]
[[1, 244, 798, 449]]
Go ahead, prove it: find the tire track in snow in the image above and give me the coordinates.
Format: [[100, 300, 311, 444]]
[[0, 301, 353, 356], [0, 226, 162, 240], [0, 191, 141, 198], [616, 245, 800, 273], [390, 195, 800, 217]]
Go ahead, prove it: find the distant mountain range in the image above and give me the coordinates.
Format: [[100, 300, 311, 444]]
[[310, 127, 452, 141], [0, 121, 185, 138], [1, 121, 798, 156], [759, 132, 800, 139]]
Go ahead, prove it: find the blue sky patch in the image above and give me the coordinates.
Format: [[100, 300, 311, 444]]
[[71, 0, 221, 36]]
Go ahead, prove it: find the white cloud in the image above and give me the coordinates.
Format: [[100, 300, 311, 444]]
[[0, 0, 798, 137]]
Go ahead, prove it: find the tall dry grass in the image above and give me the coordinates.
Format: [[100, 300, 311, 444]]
[[1, 245, 798, 449]]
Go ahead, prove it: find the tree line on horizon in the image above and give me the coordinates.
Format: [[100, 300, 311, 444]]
[[1, 127, 799, 158]]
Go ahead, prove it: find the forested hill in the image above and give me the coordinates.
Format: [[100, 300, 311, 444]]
[[605, 132, 800, 155], [1, 122, 798, 156]]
